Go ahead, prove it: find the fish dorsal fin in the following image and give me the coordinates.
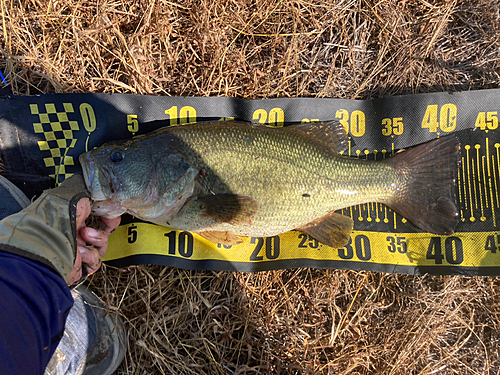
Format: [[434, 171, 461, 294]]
[[288, 120, 349, 154], [297, 211, 354, 248]]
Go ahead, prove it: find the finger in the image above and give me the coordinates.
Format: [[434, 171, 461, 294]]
[[78, 216, 120, 244], [79, 245, 102, 274], [79, 227, 109, 258], [80, 227, 106, 246], [76, 198, 91, 230], [101, 216, 121, 234], [67, 250, 83, 285]]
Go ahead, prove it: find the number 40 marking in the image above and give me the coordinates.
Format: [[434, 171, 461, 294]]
[[421, 104, 457, 133], [426, 237, 463, 265]]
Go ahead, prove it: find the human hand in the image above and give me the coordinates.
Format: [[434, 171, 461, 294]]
[[67, 198, 121, 285]]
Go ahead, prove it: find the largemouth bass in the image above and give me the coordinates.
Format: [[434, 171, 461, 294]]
[[79, 121, 459, 247]]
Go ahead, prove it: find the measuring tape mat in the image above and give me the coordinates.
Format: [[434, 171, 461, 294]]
[[1, 89, 500, 275]]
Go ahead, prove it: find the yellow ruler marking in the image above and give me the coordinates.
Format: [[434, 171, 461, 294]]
[[472, 157, 478, 210], [379, 149, 391, 226], [476, 145, 486, 220], [492, 155, 499, 210], [486, 138, 491, 179], [357, 205, 363, 221], [480, 144, 488, 209], [461, 156, 468, 221], [354, 149, 363, 221], [489, 163, 497, 227], [457, 157, 464, 222], [465, 145, 475, 221], [496, 143, 500, 208], [367, 202, 373, 222], [105, 225, 500, 269], [482, 154, 489, 208], [485, 138, 495, 225], [372, 150, 381, 223]]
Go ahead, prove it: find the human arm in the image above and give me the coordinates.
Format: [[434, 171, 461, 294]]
[[0, 175, 120, 374]]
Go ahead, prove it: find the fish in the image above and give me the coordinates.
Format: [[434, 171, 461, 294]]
[[79, 120, 460, 248]]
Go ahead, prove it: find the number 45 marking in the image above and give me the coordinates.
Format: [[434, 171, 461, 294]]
[[475, 112, 498, 132], [485, 234, 500, 253]]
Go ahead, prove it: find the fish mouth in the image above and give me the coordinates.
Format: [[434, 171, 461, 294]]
[[81, 153, 94, 191], [80, 152, 109, 201]]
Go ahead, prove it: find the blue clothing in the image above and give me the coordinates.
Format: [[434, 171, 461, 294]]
[[0, 251, 73, 375]]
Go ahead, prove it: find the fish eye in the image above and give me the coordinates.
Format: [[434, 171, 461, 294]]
[[110, 150, 124, 163]]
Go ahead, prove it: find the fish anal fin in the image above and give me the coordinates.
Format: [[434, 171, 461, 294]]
[[298, 212, 354, 248], [198, 194, 258, 225], [288, 120, 349, 154], [197, 231, 243, 245]]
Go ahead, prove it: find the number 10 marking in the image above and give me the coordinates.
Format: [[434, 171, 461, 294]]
[[165, 106, 197, 125]]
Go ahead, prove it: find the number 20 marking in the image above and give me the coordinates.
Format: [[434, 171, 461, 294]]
[[252, 108, 285, 126], [249, 237, 280, 260]]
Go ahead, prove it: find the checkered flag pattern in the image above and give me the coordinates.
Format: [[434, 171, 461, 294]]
[[30, 103, 80, 185]]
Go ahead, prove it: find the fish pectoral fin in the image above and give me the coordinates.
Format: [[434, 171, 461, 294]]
[[298, 212, 354, 248], [197, 231, 243, 245], [198, 194, 258, 225]]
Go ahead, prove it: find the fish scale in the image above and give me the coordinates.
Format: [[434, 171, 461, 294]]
[[154, 122, 398, 236], [81, 120, 459, 247]]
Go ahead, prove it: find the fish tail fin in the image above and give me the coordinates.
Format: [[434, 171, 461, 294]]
[[386, 135, 460, 235]]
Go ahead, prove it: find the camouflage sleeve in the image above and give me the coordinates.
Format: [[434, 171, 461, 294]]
[[0, 174, 89, 283]]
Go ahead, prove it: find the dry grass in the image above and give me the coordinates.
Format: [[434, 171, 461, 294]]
[[2, 0, 500, 373], [91, 266, 500, 374]]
